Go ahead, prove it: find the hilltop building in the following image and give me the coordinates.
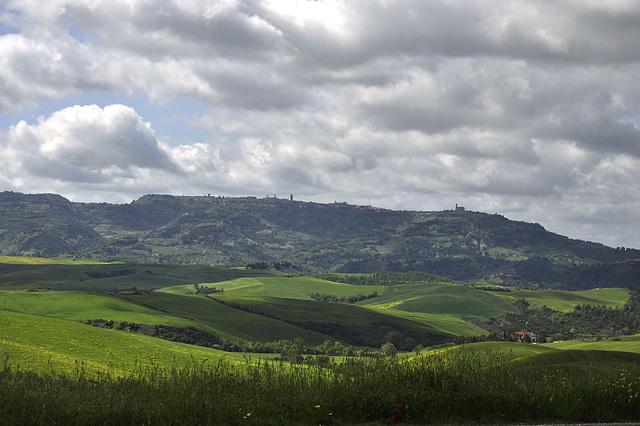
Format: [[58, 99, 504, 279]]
[[455, 204, 465, 212], [514, 331, 537, 343]]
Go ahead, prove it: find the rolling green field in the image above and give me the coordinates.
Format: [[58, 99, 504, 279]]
[[162, 275, 385, 298], [0, 310, 253, 377], [208, 292, 450, 348], [426, 339, 640, 363], [1, 290, 347, 345], [160, 276, 505, 336], [0, 255, 109, 265], [1, 259, 638, 361], [0, 262, 271, 292], [1, 262, 636, 349], [2, 258, 640, 424], [359, 281, 518, 321], [545, 335, 640, 352], [376, 310, 489, 336], [493, 287, 630, 311]]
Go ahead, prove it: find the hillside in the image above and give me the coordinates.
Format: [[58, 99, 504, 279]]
[[1, 191, 639, 288], [0, 309, 253, 376], [4, 257, 638, 344]]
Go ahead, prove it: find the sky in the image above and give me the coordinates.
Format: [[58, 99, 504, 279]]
[[1, 0, 640, 249]]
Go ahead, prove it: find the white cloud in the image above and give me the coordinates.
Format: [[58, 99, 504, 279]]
[[2, 0, 640, 247], [1, 104, 177, 185]]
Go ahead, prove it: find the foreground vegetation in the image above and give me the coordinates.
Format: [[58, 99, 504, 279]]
[[2, 343, 640, 425]]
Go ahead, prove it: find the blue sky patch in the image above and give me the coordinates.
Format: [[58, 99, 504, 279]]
[[0, 91, 208, 145], [0, 6, 20, 36]]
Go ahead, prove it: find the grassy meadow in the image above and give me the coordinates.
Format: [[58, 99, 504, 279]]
[[545, 335, 640, 352], [492, 286, 630, 311], [3, 338, 640, 424], [2, 258, 640, 424], [0, 255, 110, 265], [0, 310, 255, 377], [358, 281, 517, 321], [1, 290, 342, 344], [160, 275, 386, 299]]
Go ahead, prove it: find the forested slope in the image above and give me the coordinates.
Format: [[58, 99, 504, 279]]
[[1, 191, 639, 288]]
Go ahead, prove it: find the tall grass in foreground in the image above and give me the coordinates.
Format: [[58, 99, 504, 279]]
[[1, 350, 639, 425]]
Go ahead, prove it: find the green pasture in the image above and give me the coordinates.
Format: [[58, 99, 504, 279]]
[[358, 282, 518, 321], [0, 310, 250, 377], [160, 276, 385, 300], [161, 277, 486, 338], [211, 292, 436, 329], [423, 341, 558, 359], [514, 348, 640, 368], [209, 293, 451, 346], [1, 291, 337, 345], [493, 287, 630, 312], [120, 292, 338, 345], [0, 255, 107, 265], [159, 277, 632, 338], [543, 336, 640, 353], [1, 291, 180, 325], [381, 310, 489, 336], [424, 340, 640, 365], [0, 262, 270, 292]]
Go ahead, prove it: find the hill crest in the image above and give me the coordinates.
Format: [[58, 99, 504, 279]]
[[1, 191, 639, 288]]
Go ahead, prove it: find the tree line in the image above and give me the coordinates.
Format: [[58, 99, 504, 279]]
[[309, 291, 378, 303], [316, 270, 453, 286], [470, 287, 640, 343], [83, 319, 390, 364]]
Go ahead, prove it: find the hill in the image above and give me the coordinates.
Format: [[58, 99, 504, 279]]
[[1, 191, 639, 287], [0, 261, 272, 292], [2, 260, 637, 345], [0, 309, 253, 376]]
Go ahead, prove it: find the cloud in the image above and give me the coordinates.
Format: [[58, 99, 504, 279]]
[[2, 0, 640, 248], [1, 104, 177, 184]]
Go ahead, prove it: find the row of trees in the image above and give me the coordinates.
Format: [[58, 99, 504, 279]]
[[191, 283, 224, 295], [316, 270, 452, 286], [246, 261, 300, 271], [84, 319, 399, 362], [309, 291, 378, 304], [84, 320, 224, 348]]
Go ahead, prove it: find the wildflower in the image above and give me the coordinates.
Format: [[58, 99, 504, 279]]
[[370, 386, 374, 390], [315, 405, 320, 409], [391, 415, 397, 423]]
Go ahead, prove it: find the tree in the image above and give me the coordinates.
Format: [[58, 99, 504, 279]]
[[381, 342, 397, 357]]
